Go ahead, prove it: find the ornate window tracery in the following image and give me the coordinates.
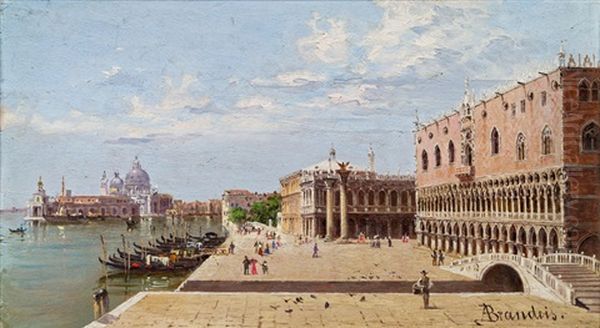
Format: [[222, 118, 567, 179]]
[[541, 126, 553, 155], [582, 122, 600, 151], [491, 128, 500, 155], [579, 80, 590, 101]]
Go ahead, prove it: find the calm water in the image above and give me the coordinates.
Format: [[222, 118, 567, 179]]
[[0, 212, 223, 328]]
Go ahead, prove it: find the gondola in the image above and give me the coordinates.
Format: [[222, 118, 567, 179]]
[[9, 227, 26, 233], [98, 257, 195, 272]]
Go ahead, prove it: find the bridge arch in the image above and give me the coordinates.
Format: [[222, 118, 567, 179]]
[[479, 262, 526, 293], [577, 233, 600, 258]]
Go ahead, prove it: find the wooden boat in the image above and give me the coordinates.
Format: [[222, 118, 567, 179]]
[[9, 227, 26, 233]]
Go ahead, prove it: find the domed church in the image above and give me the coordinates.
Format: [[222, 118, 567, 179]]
[[125, 156, 151, 195], [98, 156, 172, 216]]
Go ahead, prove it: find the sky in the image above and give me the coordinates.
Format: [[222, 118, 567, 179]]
[[1, 1, 599, 208]]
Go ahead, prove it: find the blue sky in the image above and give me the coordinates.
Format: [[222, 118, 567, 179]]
[[1, 1, 599, 208]]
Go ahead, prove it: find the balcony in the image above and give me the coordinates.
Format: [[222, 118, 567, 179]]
[[455, 165, 474, 181]]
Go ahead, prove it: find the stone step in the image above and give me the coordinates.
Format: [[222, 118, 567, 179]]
[[569, 281, 600, 288], [575, 291, 600, 298], [551, 273, 599, 278], [578, 297, 600, 306], [547, 268, 596, 273]]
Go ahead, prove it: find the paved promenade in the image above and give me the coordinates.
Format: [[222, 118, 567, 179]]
[[104, 292, 599, 327], [88, 224, 600, 327], [184, 226, 468, 284]]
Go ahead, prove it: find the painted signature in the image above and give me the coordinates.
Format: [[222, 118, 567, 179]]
[[474, 303, 566, 325]]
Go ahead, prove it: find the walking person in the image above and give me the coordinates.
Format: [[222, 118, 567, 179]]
[[254, 241, 259, 254], [229, 242, 235, 255], [431, 249, 438, 266], [312, 242, 319, 258], [437, 250, 445, 266], [387, 236, 392, 247], [414, 270, 433, 309], [242, 256, 250, 275], [250, 258, 258, 275], [261, 261, 269, 274]]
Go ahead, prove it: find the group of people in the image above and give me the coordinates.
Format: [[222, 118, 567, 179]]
[[430, 249, 445, 266], [253, 237, 282, 256], [242, 256, 268, 275]]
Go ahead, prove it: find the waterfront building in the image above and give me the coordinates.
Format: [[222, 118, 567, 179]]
[[414, 51, 600, 258], [221, 189, 275, 225], [26, 156, 173, 220], [280, 147, 416, 239], [172, 199, 222, 219]]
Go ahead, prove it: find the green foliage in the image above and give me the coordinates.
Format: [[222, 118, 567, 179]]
[[228, 207, 247, 224], [249, 194, 281, 225]]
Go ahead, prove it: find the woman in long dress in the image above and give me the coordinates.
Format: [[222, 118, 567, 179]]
[[250, 258, 258, 275]]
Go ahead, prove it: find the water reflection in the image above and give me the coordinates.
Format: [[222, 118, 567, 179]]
[[0, 213, 223, 328]]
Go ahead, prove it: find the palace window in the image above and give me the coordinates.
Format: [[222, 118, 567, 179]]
[[516, 133, 526, 160], [582, 122, 600, 151], [448, 141, 455, 163], [390, 191, 398, 207], [464, 145, 473, 166], [434, 145, 441, 167], [368, 190, 375, 206], [358, 190, 365, 206], [421, 150, 429, 171], [541, 91, 547, 106], [542, 126, 553, 155], [592, 81, 599, 101], [520, 99, 526, 113], [378, 191, 386, 206], [579, 80, 590, 101], [491, 128, 500, 155]]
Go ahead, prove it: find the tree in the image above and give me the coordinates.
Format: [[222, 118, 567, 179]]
[[228, 207, 247, 224], [249, 194, 281, 225]]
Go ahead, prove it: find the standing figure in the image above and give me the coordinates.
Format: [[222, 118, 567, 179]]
[[431, 250, 438, 266], [242, 256, 250, 275], [261, 261, 269, 274], [312, 242, 319, 258], [250, 258, 258, 275], [254, 241, 259, 253], [229, 242, 235, 255], [415, 270, 433, 309], [258, 245, 264, 256], [437, 250, 445, 266], [387, 236, 392, 247]]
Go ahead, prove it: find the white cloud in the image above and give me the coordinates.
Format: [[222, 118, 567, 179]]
[[102, 66, 122, 78], [129, 74, 211, 119], [0, 106, 27, 131], [29, 109, 127, 135], [251, 70, 327, 87], [361, 1, 516, 78], [297, 12, 350, 65], [234, 95, 278, 111], [328, 84, 378, 106]]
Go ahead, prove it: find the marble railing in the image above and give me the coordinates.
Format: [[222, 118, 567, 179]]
[[449, 253, 574, 304], [538, 253, 599, 275], [418, 211, 560, 222]]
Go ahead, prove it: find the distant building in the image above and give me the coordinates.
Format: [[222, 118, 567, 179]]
[[26, 156, 173, 220], [280, 147, 416, 238], [221, 189, 274, 225], [414, 52, 600, 258], [173, 199, 222, 219]]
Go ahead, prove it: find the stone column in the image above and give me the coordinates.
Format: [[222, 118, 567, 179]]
[[386, 218, 392, 238], [324, 178, 336, 240], [336, 164, 351, 240]]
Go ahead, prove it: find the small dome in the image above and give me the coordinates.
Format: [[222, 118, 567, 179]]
[[109, 172, 124, 189]]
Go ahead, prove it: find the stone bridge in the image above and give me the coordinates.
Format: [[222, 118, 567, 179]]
[[443, 252, 600, 312]]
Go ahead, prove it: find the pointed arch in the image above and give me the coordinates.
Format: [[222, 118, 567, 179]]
[[491, 127, 500, 155], [434, 145, 441, 167], [516, 133, 526, 160], [421, 150, 429, 171], [579, 79, 590, 101], [378, 190, 386, 206], [464, 144, 473, 166], [448, 140, 455, 164], [541, 125, 553, 155], [582, 122, 600, 151]]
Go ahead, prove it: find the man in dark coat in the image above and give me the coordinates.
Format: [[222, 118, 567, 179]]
[[242, 256, 250, 275]]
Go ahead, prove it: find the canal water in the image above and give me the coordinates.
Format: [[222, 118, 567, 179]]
[[0, 212, 223, 328]]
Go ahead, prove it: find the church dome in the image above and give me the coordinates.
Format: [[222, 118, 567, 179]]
[[125, 156, 151, 192], [108, 172, 124, 195]]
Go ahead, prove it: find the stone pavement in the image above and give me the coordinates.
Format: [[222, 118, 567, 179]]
[[185, 227, 468, 284], [104, 292, 600, 327]]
